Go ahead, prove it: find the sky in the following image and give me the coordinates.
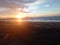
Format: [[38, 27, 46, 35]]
[[0, 0, 60, 18]]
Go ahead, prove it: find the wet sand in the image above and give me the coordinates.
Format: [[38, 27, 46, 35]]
[[0, 21, 60, 45]]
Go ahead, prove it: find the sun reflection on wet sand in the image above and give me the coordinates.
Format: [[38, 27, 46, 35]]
[[17, 19, 22, 22]]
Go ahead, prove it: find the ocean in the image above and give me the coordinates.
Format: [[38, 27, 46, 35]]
[[26, 16, 60, 22], [0, 16, 60, 22]]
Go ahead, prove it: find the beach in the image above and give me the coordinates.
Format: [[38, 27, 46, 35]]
[[0, 21, 60, 45]]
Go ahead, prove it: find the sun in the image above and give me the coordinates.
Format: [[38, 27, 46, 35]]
[[16, 13, 23, 19], [15, 13, 26, 22], [16, 15, 23, 19], [16, 13, 25, 19]]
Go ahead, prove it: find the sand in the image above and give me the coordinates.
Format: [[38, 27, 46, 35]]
[[0, 21, 60, 45]]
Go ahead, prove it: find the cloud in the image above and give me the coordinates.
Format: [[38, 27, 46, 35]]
[[23, 8, 29, 12], [0, 0, 53, 16], [44, 4, 50, 8], [26, 0, 45, 5], [0, 0, 36, 14], [0, 0, 45, 8], [0, 0, 27, 15], [0, 8, 9, 12]]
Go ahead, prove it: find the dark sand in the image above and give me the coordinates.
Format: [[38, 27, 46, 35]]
[[0, 21, 60, 45]]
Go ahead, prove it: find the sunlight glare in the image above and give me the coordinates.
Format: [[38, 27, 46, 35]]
[[16, 13, 26, 22], [17, 19, 22, 22], [16, 14, 23, 19]]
